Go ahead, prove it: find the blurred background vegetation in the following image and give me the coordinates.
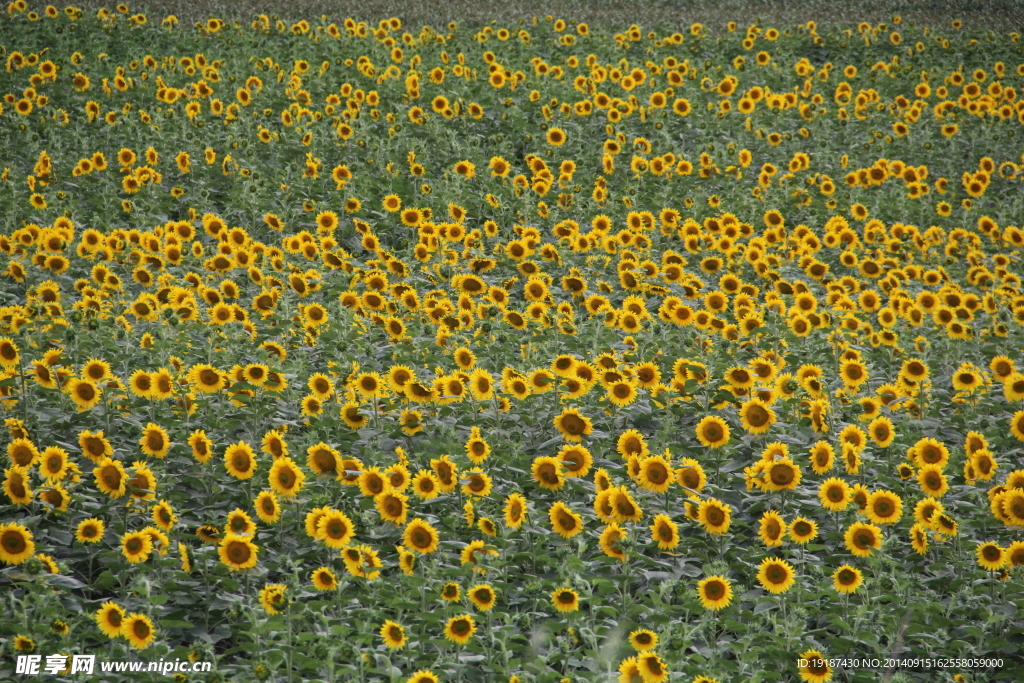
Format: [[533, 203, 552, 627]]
[[69, 0, 1024, 32]]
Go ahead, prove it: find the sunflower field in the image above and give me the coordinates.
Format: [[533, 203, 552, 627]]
[[2, 2, 1024, 682]]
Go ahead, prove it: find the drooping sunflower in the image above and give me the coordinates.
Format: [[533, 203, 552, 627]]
[[550, 587, 580, 613], [695, 415, 730, 448], [218, 533, 259, 571], [831, 565, 863, 594], [0, 522, 35, 565], [443, 614, 476, 644], [696, 575, 733, 611], [844, 522, 883, 557], [380, 620, 406, 649], [757, 557, 796, 594]]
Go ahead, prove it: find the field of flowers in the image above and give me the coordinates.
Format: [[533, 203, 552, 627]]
[[2, 2, 1024, 682]]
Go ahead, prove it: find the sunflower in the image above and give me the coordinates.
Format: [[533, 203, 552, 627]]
[[138, 423, 170, 458], [844, 522, 882, 557], [76, 518, 105, 544], [551, 587, 580, 612], [7, 438, 38, 467], [404, 518, 440, 554], [531, 456, 565, 490], [697, 498, 731, 535], [629, 629, 659, 652], [259, 584, 288, 614], [675, 458, 706, 492], [268, 457, 305, 497], [865, 489, 903, 525], [975, 542, 1006, 571], [504, 492, 527, 529], [317, 510, 355, 548], [797, 649, 833, 683], [607, 380, 638, 406], [558, 444, 593, 478], [695, 415, 730, 448], [617, 429, 650, 458], [739, 398, 776, 434], [375, 491, 408, 525], [868, 416, 895, 447], [254, 490, 281, 524], [468, 583, 497, 611], [67, 378, 102, 411], [93, 457, 127, 497], [120, 531, 153, 564], [224, 441, 258, 480], [637, 455, 673, 493], [406, 671, 439, 683], [3, 466, 32, 505], [218, 533, 259, 570], [464, 426, 491, 464], [187, 430, 213, 463], [95, 602, 125, 638], [0, 522, 35, 565], [549, 501, 584, 539], [832, 565, 863, 593], [789, 517, 818, 544], [443, 614, 476, 644], [757, 557, 796, 594], [380, 620, 406, 649], [553, 408, 593, 442], [912, 437, 949, 468], [188, 363, 225, 393], [696, 575, 733, 611], [151, 501, 177, 531], [758, 510, 786, 547], [1011, 410, 1024, 442], [78, 430, 112, 463], [599, 522, 627, 561], [225, 508, 256, 536], [636, 652, 669, 683], [818, 478, 851, 511], [917, 464, 949, 497], [0, 338, 21, 368], [649, 514, 680, 550], [762, 458, 801, 492]]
